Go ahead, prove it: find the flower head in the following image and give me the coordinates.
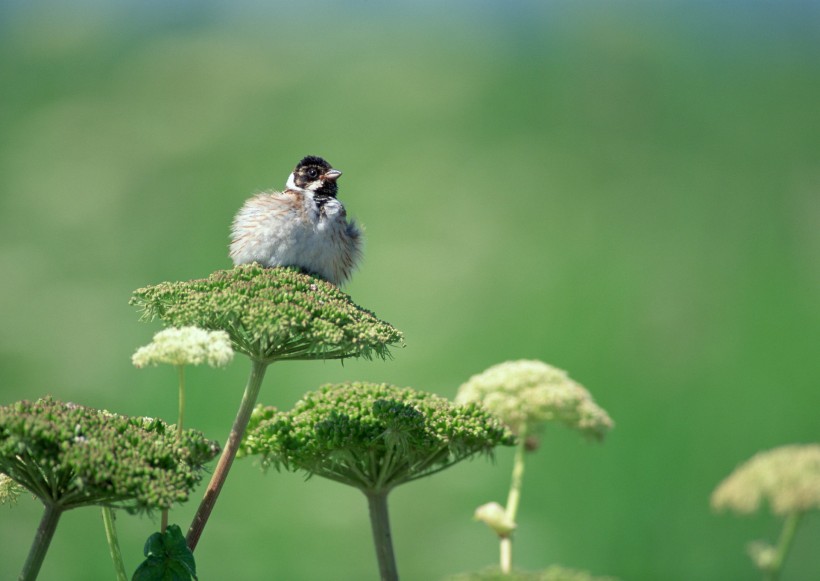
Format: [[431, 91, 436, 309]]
[[456, 360, 613, 441], [132, 326, 234, 368], [711, 444, 820, 516], [241, 382, 514, 493], [0, 397, 220, 512], [130, 265, 403, 363]]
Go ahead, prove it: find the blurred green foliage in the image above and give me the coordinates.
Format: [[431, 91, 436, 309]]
[[0, 1, 818, 579]]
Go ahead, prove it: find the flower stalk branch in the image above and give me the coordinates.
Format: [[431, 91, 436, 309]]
[[186, 358, 269, 551], [101, 507, 128, 581], [500, 424, 528, 574], [766, 512, 801, 581], [163, 364, 188, 534], [177, 364, 186, 433], [366, 491, 399, 581], [20, 503, 62, 581]]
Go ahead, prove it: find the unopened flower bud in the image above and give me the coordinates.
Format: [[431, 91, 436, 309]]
[[474, 501, 516, 537], [747, 541, 777, 572]]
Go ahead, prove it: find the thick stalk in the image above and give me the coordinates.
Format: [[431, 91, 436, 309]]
[[101, 507, 128, 581], [20, 503, 62, 581], [500, 424, 528, 574], [365, 490, 399, 581], [766, 512, 802, 581], [186, 359, 269, 551]]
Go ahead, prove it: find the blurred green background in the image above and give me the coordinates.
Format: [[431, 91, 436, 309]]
[[1, 1, 818, 579]]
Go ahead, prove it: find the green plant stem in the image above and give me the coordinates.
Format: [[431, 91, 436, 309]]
[[177, 364, 186, 434], [20, 503, 62, 581], [500, 424, 528, 574], [365, 490, 399, 581], [766, 512, 802, 581], [186, 358, 269, 551], [101, 507, 128, 581], [162, 365, 186, 534]]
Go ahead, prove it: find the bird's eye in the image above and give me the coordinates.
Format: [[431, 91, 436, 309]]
[[306, 168, 319, 179]]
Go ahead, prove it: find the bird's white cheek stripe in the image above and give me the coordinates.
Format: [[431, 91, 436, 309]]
[[285, 172, 321, 192]]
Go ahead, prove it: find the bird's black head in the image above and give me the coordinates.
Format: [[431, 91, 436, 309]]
[[288, 155, 342, 197]]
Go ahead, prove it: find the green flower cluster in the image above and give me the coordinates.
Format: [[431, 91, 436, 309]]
[[130, 265, 403, 363], [241, 382, 515, 492], [0, 397, 219, 512], [457, 360, 613, 441]]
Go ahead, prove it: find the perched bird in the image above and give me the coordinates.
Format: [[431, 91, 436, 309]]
[[229, 156, 362, 286]]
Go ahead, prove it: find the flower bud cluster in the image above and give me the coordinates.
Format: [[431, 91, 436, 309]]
[[0, 397, 219, 511], [130, 265, 403, 362], [241, 382, 514, 492]]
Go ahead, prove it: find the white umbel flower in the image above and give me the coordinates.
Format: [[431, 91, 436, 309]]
[[457, 359, 613, 440], [711, 443, 820, 516], [132, 326, 234, 368]]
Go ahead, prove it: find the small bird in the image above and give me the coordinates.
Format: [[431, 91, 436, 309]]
[[229, 156, 362, 286]]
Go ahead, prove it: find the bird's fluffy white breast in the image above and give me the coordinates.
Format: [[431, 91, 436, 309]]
[[229, 190, 358, 284]]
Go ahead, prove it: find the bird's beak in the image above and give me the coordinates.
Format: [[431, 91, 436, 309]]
[[323, 169, 342, 182]]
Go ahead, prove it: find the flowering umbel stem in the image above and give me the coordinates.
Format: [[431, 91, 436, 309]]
[[366, 491, 399, 581], [101, 507, 128, 581], [241, 382, 511, 580], [186, 359, 269, 551], [177, 364, 186, 433], [20, 504, 62, 581], [162, 364, 187, 534], [766, 512, 802, 581], [500, 424, 528, 574]]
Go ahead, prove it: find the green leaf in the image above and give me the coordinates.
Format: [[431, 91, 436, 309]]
[[132, 525, 197, 581]]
